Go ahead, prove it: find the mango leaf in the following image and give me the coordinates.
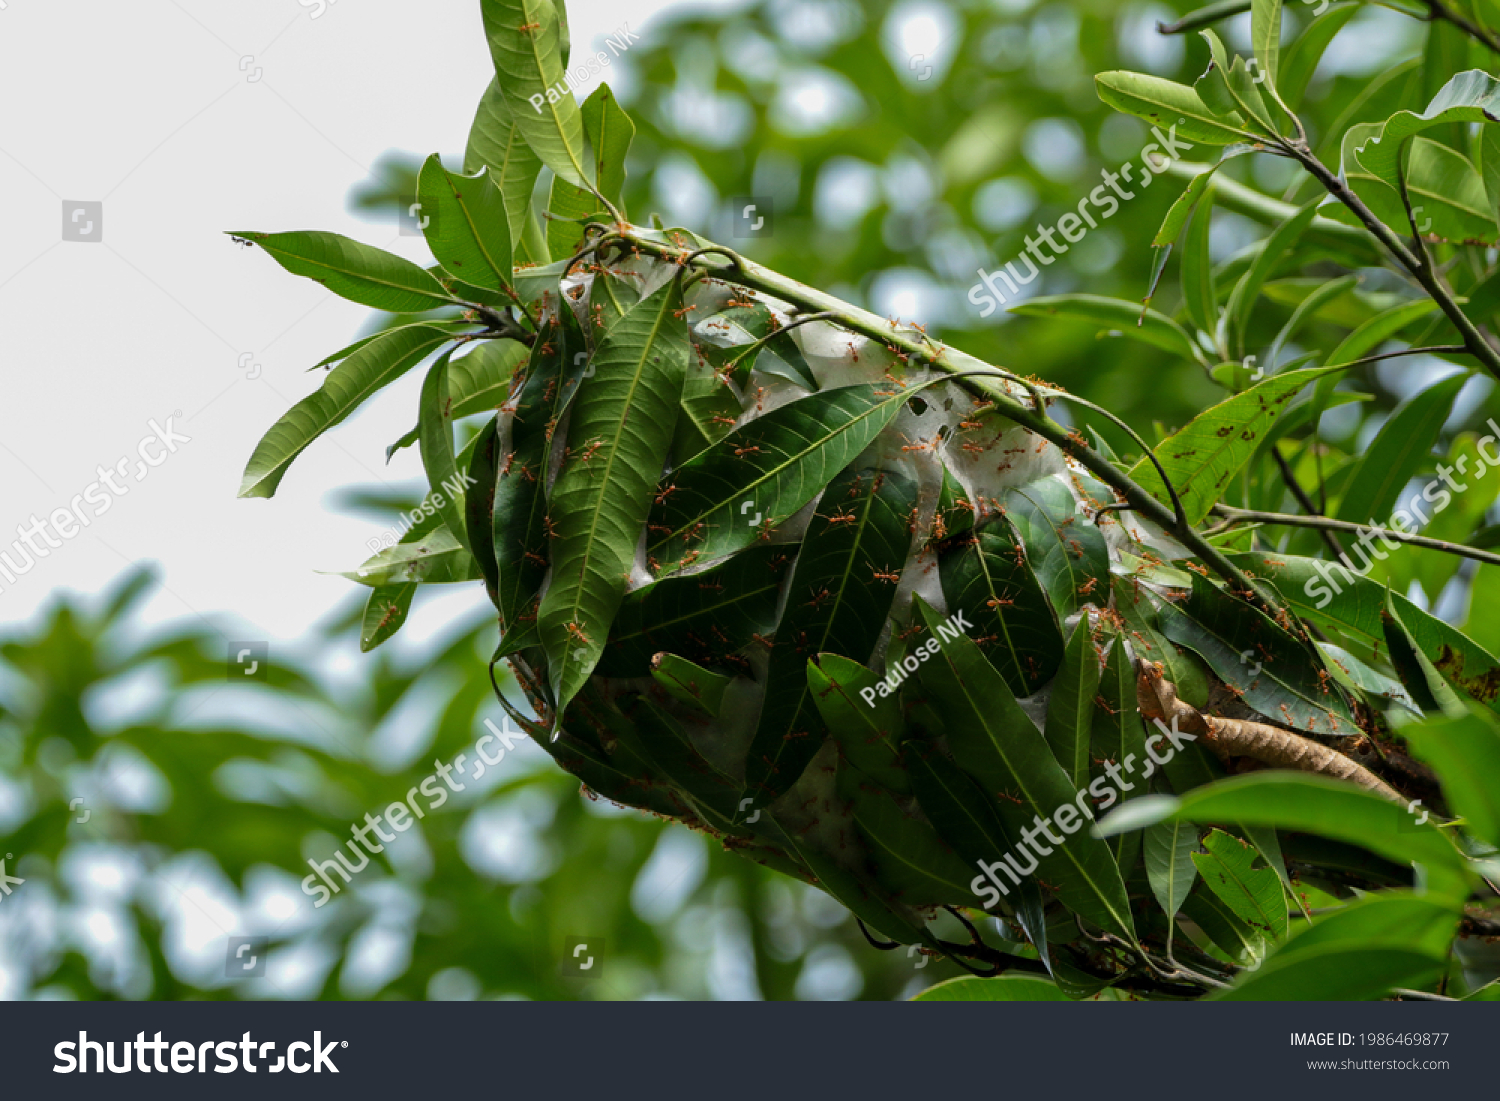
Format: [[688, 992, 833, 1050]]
[[1335, 371, 1467, 525], [807, 653, 908, 792], [1192, 828, 1288, 943], [1333, 129, 1499, 244], [1402, 704, 1500, 848], [342, 526, 480, 586], [536, 278, 688, 714], [911, 976, 1069, 1002], [1095, 772, 1472, 902], [1158, 573, 1360, 737], [1145, 820, 1198, 919], [1181, 194, 1218, 338], [492, 333, 565, 648], [1044, 619, 1101, 789], [417, 350, 471, 555], [360, 583, 417, 652], [230, 230, 453, 313], [239, 324, 453, 498], [744, 467, 918, 799], [1153, 163, 1221, 247], [1002, 477, 1111, 619], [416, 155, 514, 294], [1355, 70, 1500, 180], [650, 653, 731, 718], [464, 78, 548, 265], [912, 597, 1137, 942], [1230, 551, 1500, 715], [1250, 0, 1281, 95], [1095, 71, 1251, 144], [464, 416, 502, 608], [1213, 895, 1457, 1000], [838, 760, 975, 905], [1008, 294, 1204, 363], [1384, 592, 1466, 717], [1127, 365, 1342, 525], [596, 543, 793, 677], [1223, 200, 1319, 357], [1197, 30, 1275, 134], [547, 84, 635, 260], [1090, 637, 1148, 876], [904, 745, 1041, 928], [647, 382, 936, 573], [1279, 4, 1359, 110], [938, 527, 1064, 697], [698, 302, 819, 389], [1181, 882, 1267, 967], [479, 0, 590, 189]]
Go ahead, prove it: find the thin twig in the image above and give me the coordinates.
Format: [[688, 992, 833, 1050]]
[[1212, 505, 1500, 567]]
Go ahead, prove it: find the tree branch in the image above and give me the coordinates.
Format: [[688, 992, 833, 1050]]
[[1212, 505, 1500, 567]]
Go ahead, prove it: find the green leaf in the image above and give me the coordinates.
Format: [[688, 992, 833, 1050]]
[[360, 583, 417, 652], [650, 653, 731, 718], [231, 230, 453, 313], [1181, 881, 1267, 966], [1403, 704, 1500, 848], [1355, 70, 1500, 181], [1197, 30, 1276, 134], [1181, 194, 1219, 338], [1095, 71, 1250, 144], [647, 382, 934, 573], [464, 416, 502, 608], [744, 467, 918, 799], [1223, 200, 1319, 358], [596, 543, 794, 677], [1232, 551, 1500, 716], [838, 756, 975, 905], [1145, 820, 1198, 919], [536, 278, 688, 715], [698, 302, 819, 390], [1214, 894, 1456, 1000], [1153, 164, 1221, 247], [416, 155, 514, 294], [1385, 591, 1466, 717], [937, 527, 1064, 697], [1335, 371, 1467, 525], [911, 975, 1070, 1002], [239, 325, 452, 498], [417, 350, 471, 555], [1157, 573, 1361, 738], [1044, 619, 1101, 789], [1192, 828, 1288, 942], [1334, 130, 1499, 244], [1001, 477, 1110, 620], [1090, 636, 1148, 876], [1127, 365, 1343, 525], [480, 0, 590, 189], [492, 332, 568, 648], [1250, 0, 1282, 93], [342, 526, 481, 586], [464, 78, 548, 266], [1265, 274, 1360, 374], [1483, 124, 1500, 228], [1279, 5, 1360, 110], [1097, 772, 1472, 902], [807, 653, 909, 792], [546, 83, 636, 261], [912, 597, 1136, 942], [449, 339, 530, 420], [1326, 298, 1438, 366], [1008, 294, 1204, 363]]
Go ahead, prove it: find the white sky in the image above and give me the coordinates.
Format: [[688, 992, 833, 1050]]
[[0, 0, 742, 652]]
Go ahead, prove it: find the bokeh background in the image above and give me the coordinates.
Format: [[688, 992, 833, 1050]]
[[0, 0, 1477, 999]]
